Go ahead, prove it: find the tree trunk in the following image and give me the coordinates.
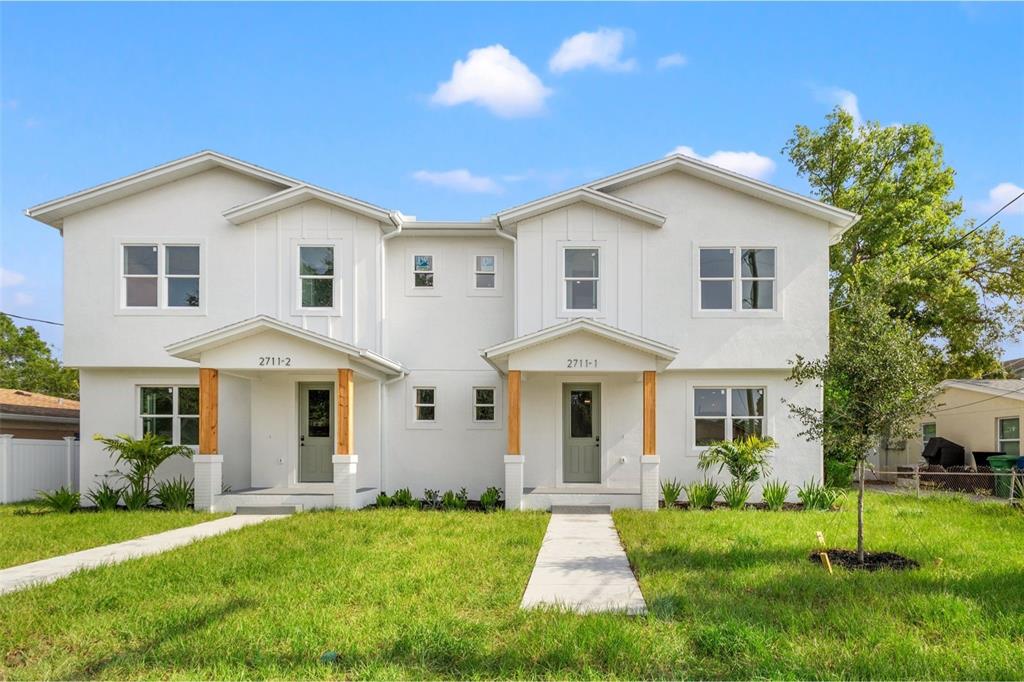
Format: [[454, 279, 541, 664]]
[[857, 459, 866, 563]]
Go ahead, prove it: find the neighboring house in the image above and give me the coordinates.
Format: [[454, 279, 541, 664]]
[[1004, 358, 1024, 379], [0, 389, 80, 440], [882, 379, 1023, 470], [25, 151, 858, 511]]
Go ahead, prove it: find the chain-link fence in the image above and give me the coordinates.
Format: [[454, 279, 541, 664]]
[[872, 465, 1024, 502]]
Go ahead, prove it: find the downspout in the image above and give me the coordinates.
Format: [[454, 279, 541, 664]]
[[494, 216, 517, 337], [378, 211, 404, 494]]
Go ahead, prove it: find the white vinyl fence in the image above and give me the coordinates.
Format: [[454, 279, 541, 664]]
[[0, 435, 80, 504]]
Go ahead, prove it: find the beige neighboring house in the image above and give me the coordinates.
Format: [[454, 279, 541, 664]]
[[0, 389, 80, 440], [881, 379, 1023, 470], [1004, 357, 1024, 379]]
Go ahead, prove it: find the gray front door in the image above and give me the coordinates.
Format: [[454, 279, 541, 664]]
[[299, 382, 334, 482], [563, 383, 601, 483]]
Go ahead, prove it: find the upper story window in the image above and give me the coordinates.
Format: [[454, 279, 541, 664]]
[[298, 245, 335, 309], [139, 386, 198, 446], [998, 417, 1020, 456], [414, 387, 436, 422], [564, 248, 599, 311], [123, 244, 200, 309], [699, 247, 776, 311], [474, 255, 496, 289], [413, 255, 434, 288], [694, 387, 765, 446]]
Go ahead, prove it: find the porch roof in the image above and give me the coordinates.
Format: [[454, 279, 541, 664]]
[[165, 315, 406, 377]]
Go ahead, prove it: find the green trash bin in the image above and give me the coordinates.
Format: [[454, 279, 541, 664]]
[[989, 455, 1018, 498]]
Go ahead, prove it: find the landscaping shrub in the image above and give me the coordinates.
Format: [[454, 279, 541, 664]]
[[797, 479, 847, 510], [684, 479, 722, 510], [86, 480, 123, 511], [441, 488, 468, 511], [698, 435, 778, 484], [422, 489, 442, 510], [660, 478, 683, 507], [375, 492, 393, 508], [94, 432, 194, 497], [392, 487, 416, 508], [761, 479, 789, 511], [36, 486, 80, 513], [722, 479, 751, 509], [825, 457, 855, 488], [480, 486, 502, 511], [122, 482, 153, 511], [155, 476, 193, 511]]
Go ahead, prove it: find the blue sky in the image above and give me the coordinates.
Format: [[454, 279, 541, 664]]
[[2, 2, 1022, 359]]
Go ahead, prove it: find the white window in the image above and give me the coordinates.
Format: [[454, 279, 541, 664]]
[[298, 245, 335, 309], [473, 387, 495, 422], [413, 255, 434, 288], [564, 248, 599, 310], [414, 387, 436, 422], [139, 386, 198, 446], [474, 255, 496, 289], [123, 244, 201, 309], [699, 247, 776, 311], [693, 387, 765, 446], [998, 417, 1020, 456], [921, 422, 937, 452]]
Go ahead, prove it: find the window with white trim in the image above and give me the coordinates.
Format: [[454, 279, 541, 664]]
[[693, 387, 765, 446], [139, 386, 198, 446], [413, 255, 434, 288], [998, 417, 1020, 456], [474, 255, 496, 289], [414, 387, 436, 422], [298, 245, 335, 308], [123, 244, 201, 308], [921, 422, 937, 452], [564, 247, 599, 310], [473, 387, 495, 422], [699, 248, 776, 311]]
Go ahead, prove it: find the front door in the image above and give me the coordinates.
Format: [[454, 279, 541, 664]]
[[563, 383, 601, 483], [298, 382, 334, 482]]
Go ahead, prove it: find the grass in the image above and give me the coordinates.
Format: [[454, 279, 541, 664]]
[[0, 502, 226, 569], [0, 493, 1021, 679]]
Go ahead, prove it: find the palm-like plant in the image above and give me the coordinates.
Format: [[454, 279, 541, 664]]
[[698, 435, 778, 484], [94, 432, 195, 495]]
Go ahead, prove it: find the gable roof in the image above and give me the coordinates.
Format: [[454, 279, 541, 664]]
[[165, 315, 406, 376], [0, 389, 80, 419], [941, 379, 1024, 402], [223, 184, 400, 228], [25, 151, 301, 229], [496, 187, 667, 228], [1003, 358, 1024, 379]]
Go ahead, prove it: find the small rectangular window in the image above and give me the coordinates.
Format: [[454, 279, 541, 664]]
[[694, 387, 765, 446], [699, 247, 776, 311], [166, 245, 200, 307], [123, 243, 201, 309], [740, 249, 775, 310], [139, 386, 199, 446], [998, 417, 1020, 456], [564, 248, 599, 310], [699, 248, 733, 310], [124, 245, 159, 307], [473, 387, 495, 422], [299, 246, 335, 308], [415, 387, 436, 422], [474, 255, 496, 289], [921, 422, 937, 452], [413, 255, 434, 288]]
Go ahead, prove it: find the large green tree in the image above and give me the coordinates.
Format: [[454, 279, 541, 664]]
[[784, 109, 1024, 378], [0, 314, 78, 399]]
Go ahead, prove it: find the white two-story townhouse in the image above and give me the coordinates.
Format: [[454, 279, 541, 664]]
[[25, 151, 858, 512]]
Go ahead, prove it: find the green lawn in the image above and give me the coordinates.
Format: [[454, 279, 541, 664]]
[[0, 502, 226, 569], [0, 494, 1021, 679]]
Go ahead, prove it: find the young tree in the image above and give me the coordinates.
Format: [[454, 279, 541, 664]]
[[787, 288, 940, 562], [0, 314, 78, 399]]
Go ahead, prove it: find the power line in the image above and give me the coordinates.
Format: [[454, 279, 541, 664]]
[[932, 384, 1024, 412], [2, 312, 64, 326]]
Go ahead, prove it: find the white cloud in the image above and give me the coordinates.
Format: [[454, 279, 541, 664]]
[[412, 169, 502, 194], [668, 146, 777, 180], [431, 45, 552, 118], [815, 86, 863, 127], [549, 28, 636, 74], [0, 267, 26, 288], [981, 182, 1024, 216], [656, 53, 687, 69]]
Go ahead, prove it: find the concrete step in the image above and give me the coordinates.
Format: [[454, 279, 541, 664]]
[[550, 505, 612, 514], [233, 505, 299, 515]]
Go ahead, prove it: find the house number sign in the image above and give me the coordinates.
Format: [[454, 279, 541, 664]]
[[257, 356, 292, 367], [566, 358, 598, 368]]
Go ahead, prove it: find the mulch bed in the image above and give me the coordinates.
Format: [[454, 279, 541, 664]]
[[810, 549, 920, 571], [665, 501, 806, 511]]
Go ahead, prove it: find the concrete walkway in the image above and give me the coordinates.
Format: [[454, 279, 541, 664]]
[[521, 511, 646, 614], [0, 514, 283, 596]]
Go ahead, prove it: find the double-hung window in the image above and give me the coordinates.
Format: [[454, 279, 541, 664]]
[[413, 255, 434, 288], [998, 417, 1020, 456], [123, 244, 201, 309], [414, 387, 436, 422], [564, 248, 599, 311], [474, 256, 496, 289], [139, 386, 199, 446], [693, 387, 765, 446], [921, 422, 937, 451], [699, 247, 776, 311], [298, 245, 335, 308], [473, 387, 495, 422]]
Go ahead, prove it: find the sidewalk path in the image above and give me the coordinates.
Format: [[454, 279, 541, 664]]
[[0, 514, 284, 596], [521, 511, 646, 614]]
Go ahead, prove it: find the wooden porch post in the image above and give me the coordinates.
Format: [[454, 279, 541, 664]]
[[643, 370, 656, 456], [507, 370, 521, 455], [337, 368, 354, 455], [199, 368, 219, 454]]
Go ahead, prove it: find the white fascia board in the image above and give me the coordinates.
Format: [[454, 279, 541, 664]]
[[483, 318, 679, 362], [222, 184, 395, 226], [397, 220, 499, 237], [24, 151, 301, 229], [941, 380, 1024, 401], [496, 188, 666, 227]]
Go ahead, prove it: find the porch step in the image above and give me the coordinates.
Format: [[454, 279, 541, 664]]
[[551, 505, 612, 514], [233, 505, 299, 515]]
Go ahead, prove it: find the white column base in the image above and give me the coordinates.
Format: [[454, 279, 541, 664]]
[[641, 455, 661, 512], [332, 455, 358, 510], [504, 455, 524, 511], [194, 455, 223, 512]]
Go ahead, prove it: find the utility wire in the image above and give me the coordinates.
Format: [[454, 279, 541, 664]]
[[931, 384, 1024, 412], [1, 312, 64, 326]]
